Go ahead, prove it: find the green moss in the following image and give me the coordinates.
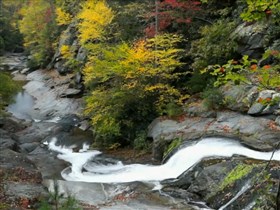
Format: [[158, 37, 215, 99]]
[[163, 137, 182, 158], [220, 164, 254, 190], [0, 203, 9, 210]]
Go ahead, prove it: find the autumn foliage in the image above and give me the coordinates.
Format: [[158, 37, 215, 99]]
[[77, 0, 114, 44], [145, 0, 201, 37], [19, 0, 57, 67], [83, 34, 186, 144]]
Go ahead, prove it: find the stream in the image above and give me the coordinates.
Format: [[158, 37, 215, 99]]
[[48, 136, 280, 185], [7, 91, 34, 120], [2, 54, 280, 209]]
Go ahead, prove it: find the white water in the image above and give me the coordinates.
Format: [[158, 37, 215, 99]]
[[49, 137, 280, 185]]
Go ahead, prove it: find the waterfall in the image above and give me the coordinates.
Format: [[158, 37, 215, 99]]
[[48, 137, 280, 185]]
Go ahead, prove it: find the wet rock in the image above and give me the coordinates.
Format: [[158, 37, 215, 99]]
[[21, 67, 30, 74], [0, 137, 17, 151], [12, 73, 27, 81], [24, 69, 83, 119], [0, 117, 27, 133], [19, 142, 39, 153], [4, 182, 46, 200], [43, 180, 189, 210], [27, 152, 67, 179], [14, 122, 57, 144], [163, 157, 280, 210], [0, 149, 38, 171], [259, 90, 275, 99], [79, 120, 91, 131], [185, 100, 216, 118]]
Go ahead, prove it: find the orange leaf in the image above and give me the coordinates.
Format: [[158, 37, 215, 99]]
[[250, 64, 257, 70]]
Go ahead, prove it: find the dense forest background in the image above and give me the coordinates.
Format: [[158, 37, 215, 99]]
[[1, 0, 280, 149]]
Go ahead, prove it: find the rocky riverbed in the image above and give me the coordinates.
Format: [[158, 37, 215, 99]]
[[1, 54, 280, 210], [0, 54, 191, 209]]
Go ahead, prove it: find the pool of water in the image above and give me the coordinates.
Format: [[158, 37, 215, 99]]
[[7, 91, 35, 120]]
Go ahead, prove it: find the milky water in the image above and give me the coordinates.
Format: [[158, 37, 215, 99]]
[[8, 91, 34, 120], [49, 137, 280, 185]]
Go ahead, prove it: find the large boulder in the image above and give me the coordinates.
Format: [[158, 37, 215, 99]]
[[234, 22, 268, 59], [148, 111, 280, 161]]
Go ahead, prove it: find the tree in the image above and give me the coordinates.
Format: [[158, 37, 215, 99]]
[[19, 0, 57, 67], [77, 0, 114, 44], [83, 34, 187, 145], [0, 0, 24, 53], [145, 0, 201, 37]]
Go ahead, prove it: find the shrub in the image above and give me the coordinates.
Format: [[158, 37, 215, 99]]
[[201, 87, 224, 110], [190, 19, 238, 71], [204, 54, 280, 90], [83, 34, 186, 146], [0, 73, 20, 114], [240, 0, 280, 23]]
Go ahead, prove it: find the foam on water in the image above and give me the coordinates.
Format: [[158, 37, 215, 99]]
[[48, 137, 280, 184]]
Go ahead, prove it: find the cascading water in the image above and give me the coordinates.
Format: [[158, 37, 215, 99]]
[[48, 137, 280, 185]]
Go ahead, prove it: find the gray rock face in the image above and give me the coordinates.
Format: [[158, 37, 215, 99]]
[[48, 23, 87, 76], [276, 116, 280, 126], [76, 46, 87, 62], [235, 22, 268, 58], [47, 23, 77, 73], [221, 84, 280, 115], [23, 69, 83, 119]]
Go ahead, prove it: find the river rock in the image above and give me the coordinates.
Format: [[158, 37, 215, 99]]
[[220, 84, 280, 115], [78, 120, 91, 131], [19, 142, 40, 153], [0, 117, 28, 133], [162, 157, 280, 210], [0, 53, 27, 71], [148, 111, 280, 161], [0, 136, 17, 151], [23, 70, 83, 119], [247, 102, 265, 115], [0, 149, 38, 171], [4, 182, 46, 200], [59, 88, 81, 98]]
